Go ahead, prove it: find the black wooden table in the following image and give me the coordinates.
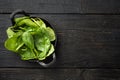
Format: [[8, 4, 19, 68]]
[[0, 0, 120, 80]]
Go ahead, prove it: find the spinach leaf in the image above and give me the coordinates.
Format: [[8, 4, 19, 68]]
[[15, 16, 29, 23], [5, 32, 23, 52], [45, 27, 56, 41], [34, 31, 51, 60], [6, 27, 15, 38], [22, 31, 34, 49], [19, 46, 36, 60], [38, 52, 46, 60], [47, 44, 54, 57], [31, 18, 46, 29], [5, 36, 18, 52], [34, 31, 50, 51], [16, 18, 38, 28]]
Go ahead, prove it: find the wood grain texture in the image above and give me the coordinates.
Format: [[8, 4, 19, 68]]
[[0, 68, 83, 80], [0, 0, 120, 13], [0, 0, 120, 80], [0, 14, 120, 68], [0, 68, 120, 80]]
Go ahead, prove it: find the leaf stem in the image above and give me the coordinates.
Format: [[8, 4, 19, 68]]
[[33, 48, 39, 58]]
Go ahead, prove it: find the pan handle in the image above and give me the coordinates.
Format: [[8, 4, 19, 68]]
[[10, 9, 29, 25], [37, 53, 56, 67]]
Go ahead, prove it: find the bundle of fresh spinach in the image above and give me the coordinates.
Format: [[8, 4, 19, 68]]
[[4, 16, 56, 60]]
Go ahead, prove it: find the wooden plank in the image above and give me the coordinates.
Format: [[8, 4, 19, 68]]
[[0, 68, 120, 80], [84, 69, 120, 80], [0, 0, 82, 13], [0, 68, 82, 80], [0, 14, 120, 68], [81, 0, 120, 14], [1, 14, 120, 30], [0, 0, 120, 13]]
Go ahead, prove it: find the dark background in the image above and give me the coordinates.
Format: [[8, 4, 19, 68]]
[[0, 0, 120, 80]]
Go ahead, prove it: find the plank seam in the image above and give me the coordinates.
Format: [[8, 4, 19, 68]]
[[0, 67, 120, 69], [1, 13, 120, 15]]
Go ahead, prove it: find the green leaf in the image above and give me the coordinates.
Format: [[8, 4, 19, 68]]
[[19, 46, 36, 60], [45, 27, 56, 41], [5, 36, 18, 52], [34, 33, 51, 60], [38, 52, 46, 60], [47, 44, 54, 57], [35, 35, 50, 52], [22, 31, 34, 49], [37, 50, 46, 60], [15, 16, 29, 24], [4, 35, 23, 52], [16, 18, 38, 28], [37, 44, 54, 60], [31, 18, 46, 29], [15, 37, 24, 51], [6, 27, 15, 38]]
